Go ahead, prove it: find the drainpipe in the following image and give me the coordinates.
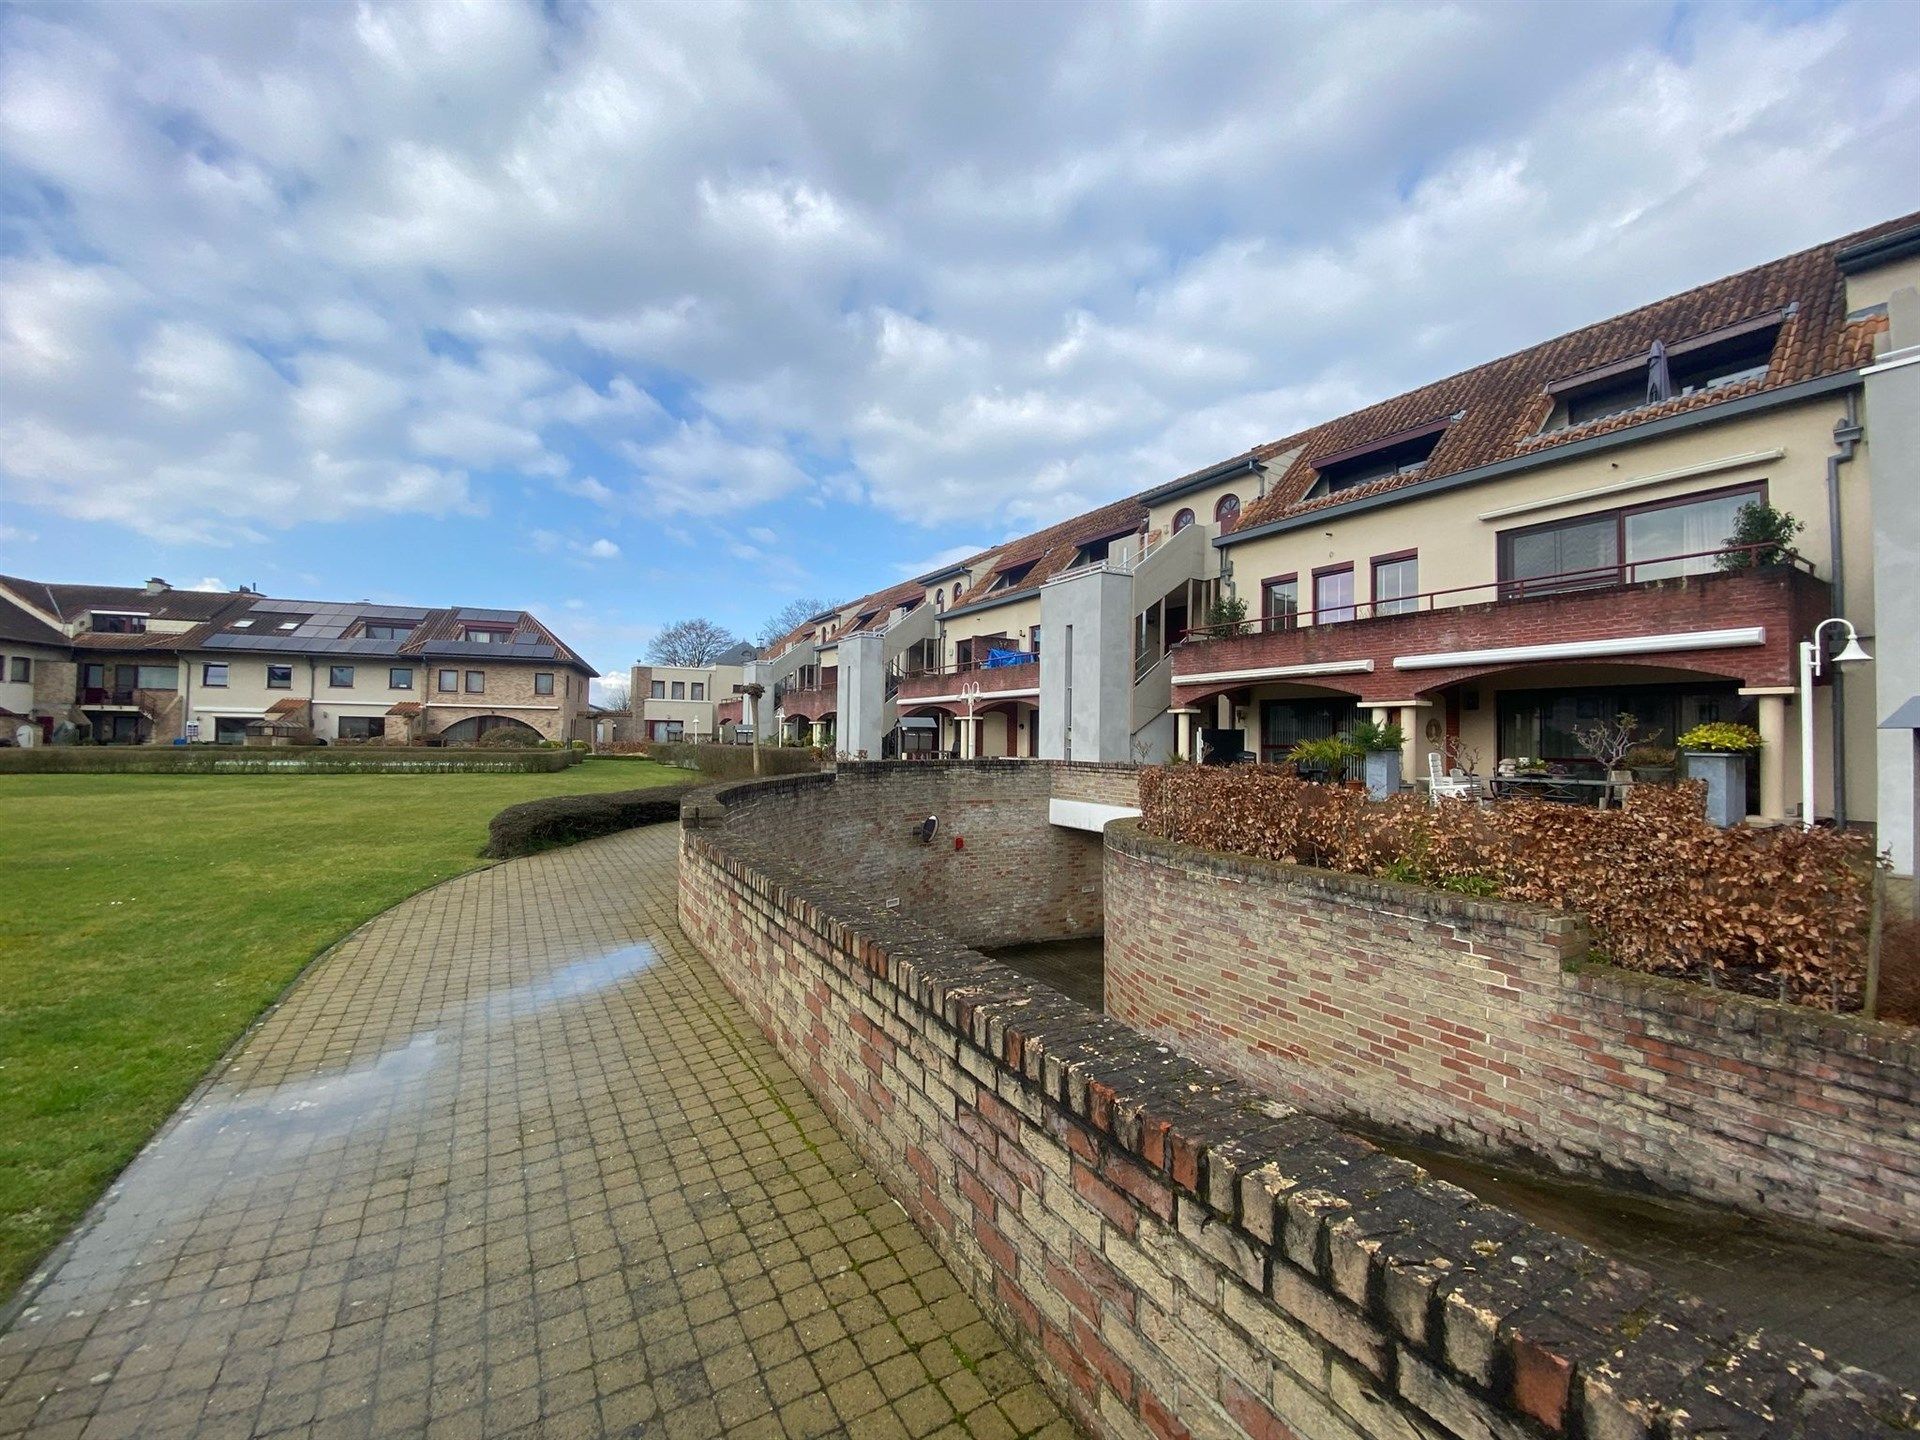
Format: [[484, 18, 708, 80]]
[[1825, 393, 1863, 825]]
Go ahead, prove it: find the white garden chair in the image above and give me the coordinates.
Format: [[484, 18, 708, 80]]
[[1427, 751, 1478, 805]]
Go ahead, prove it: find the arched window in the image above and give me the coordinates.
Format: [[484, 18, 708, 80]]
[[1215, 493, 1241, 525], [1173, 508, 1195, 533], [935, 588, 945, 610], [953, 580, 965, 600]]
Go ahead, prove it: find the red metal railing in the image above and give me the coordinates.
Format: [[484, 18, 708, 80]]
[[1192, 543, 1811, 640], [889, 650, 1038, 681]]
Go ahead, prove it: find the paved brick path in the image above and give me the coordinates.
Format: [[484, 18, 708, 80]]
[[0, 826, 1074, 1440]]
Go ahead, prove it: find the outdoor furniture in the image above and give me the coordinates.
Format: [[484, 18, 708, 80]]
[[1488, 774, 1611, 806], [1427, 752, 1479, 804]]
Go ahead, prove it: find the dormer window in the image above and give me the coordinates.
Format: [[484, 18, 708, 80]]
[[361, 621, 416, 640], [1310, 419, 1449, 497], [91, 612, 147, 634], [991, 561, 1037, 592], [1546, 312, 1785, 432], [461, 623, 514, 644]]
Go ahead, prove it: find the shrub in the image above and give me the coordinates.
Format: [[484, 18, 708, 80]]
[[1348, 719, 1406, 754], [1716, 500, 1804, 571], [1678, 722, 1763, 753], [631, 741, 823, 779], [1139, 763, 1875, 1006], [482, 785, 694, 858]]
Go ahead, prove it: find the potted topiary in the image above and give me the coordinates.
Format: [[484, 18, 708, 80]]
[[1350, 718, 1407, 800], [1622, 743, 1678, 784], [1678, 721, 1763, 826]]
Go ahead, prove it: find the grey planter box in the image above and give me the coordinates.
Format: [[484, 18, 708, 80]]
[[1684, 751, 1748, 827], [1363, 749, 1402, 801]]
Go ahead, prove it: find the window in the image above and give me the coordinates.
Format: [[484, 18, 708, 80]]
[[389, 667, 413, 690], [338, 716, 386, 741], [991, 560, 1036, 592], [437, 669, 459, 693], [953, 580, 965, 600], [362, 622, 415, 640], [690, 681, 704, 700], [1312, 422, 1447, 496], [1030, 626, 1042, 656], [535, 672, 555, 696], [461, 624, 512, 644], [267, 664, 293, 690], [650, 680, 666, 698], [202, 663, 229, 687], [230, 619, 255, 629], [465, 670, 485, 694], [276, 620, 299, 631], [1498, 484, 1763, 594], [1173, 508, 1196, 533], [1214, 493, 1240, 525], [935, 588, 945, 610], [1312, 566, 1355, 624], [671, 681, 686, 700], [1261, 576, 1298, 632], [91, 613, 147, 634], [132, 664, 178, 689], [329, 665, 354, 688], [1547, 320, 1783, 432], [1371, 553, 1420, 616], [8, 657, 29, 683]]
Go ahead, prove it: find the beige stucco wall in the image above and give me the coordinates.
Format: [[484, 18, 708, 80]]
[[1845, 253, 1920, 323], [1, 643, 69, 726], [937, 594, 1041, 668], [1218, 395, 1876, 820]]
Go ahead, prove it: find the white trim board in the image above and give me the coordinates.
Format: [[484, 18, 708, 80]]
[[1474, 450, 1784, 522], [1393, 627, 1766, 671], [901, 688, 1040, 704], [1177, 659, 1374, 686]]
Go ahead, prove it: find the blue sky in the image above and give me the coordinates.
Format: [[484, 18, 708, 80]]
[[2, 0, 1917, 687]]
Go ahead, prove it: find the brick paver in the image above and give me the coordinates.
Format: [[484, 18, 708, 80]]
[[0, 825, 1074, 1439]]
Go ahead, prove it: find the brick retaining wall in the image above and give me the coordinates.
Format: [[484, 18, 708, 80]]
[[1105, 822, 1920, 1244], [677, 764, 1915, 1440]]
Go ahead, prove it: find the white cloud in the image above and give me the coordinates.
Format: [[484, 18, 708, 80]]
[[585, 537, 620, 560], [0, 0, 1913, 551], [191, 576, 229, 592]]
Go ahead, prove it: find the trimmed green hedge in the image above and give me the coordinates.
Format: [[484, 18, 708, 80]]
[[483, 785, 694, 858], [0, 747, 580, 775], [633, 741, 824, 780]]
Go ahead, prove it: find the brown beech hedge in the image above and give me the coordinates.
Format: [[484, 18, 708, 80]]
[[1140, 765, 1876, 1006]]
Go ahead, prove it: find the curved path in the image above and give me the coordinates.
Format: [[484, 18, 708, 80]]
[[0, 826, 1073, 1440]]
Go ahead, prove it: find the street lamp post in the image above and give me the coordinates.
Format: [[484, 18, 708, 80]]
[[1797, 617, 1872, 830]]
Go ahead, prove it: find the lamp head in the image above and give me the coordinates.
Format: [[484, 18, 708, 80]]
[[1834, 635, 1872, 665]]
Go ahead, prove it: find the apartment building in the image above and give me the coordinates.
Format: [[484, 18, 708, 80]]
[[742, 210, 1920, 875], [629, 642, 755, 743], [0, 576, 595, 745]]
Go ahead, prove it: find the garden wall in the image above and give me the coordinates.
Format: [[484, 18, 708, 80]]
[[1105, 822, 1920, 1244], [0, 746, 580, 774], [677, 764, 1914, 1440]]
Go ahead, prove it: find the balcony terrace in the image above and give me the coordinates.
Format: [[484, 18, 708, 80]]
[[893, 652, 1040, 710], [1173, 546, 1831, 709]]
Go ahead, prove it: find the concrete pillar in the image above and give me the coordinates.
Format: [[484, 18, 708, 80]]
[[1868, 287, 1920, 876], [1039, 567, 1134, 761], [1757, 692, 1789, 823], [1398, 707, 1422, 788], [839, 633, 888, 760]]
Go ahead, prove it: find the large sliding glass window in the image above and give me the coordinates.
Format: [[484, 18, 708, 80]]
[[1499, 484, 1762, 594]]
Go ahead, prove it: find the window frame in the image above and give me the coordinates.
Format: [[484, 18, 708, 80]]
[[1496, 481, 1765, 594], [8, 656, 29, 683], [437, 669, 459, 693], [650, 680, 666, 699], [328, 665, 355, 689], [337, 715, 387, 741], [1369, 550, 1420, 617], [465, 670, 485, 695], [389, 667, 414, 690], [534, 672, 555, 696], [1172, 507, 1196, 533], [689, 681, 704, 701], [1260, 574, 1299, 633], [201, 662, 229, 688], [266, 664, 293, 690], [670, 680, 686, 700], [1311, 563, 1356, 624], [1213, 493, 1241, 525]]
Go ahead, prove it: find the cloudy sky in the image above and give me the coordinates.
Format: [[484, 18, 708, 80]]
[[2, 0, 1916, 681]]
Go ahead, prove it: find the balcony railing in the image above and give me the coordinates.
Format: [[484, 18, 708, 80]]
[[1190, 544, 1813, 640], [80, 687, 138, 705], [889, 650, 1038, 681]]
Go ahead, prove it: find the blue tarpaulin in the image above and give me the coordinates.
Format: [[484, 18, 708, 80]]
[[983, 649, 1036, 669]]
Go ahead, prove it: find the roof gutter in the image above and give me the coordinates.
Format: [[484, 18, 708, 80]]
[[940, 586, 1038, 622], [1136, 454, 1264, 507], [1216, 370, 1864, 549]]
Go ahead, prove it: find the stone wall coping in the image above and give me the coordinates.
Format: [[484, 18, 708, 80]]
[[680, 766, 1919, 1437], [1112, 816, 1920, 1064]]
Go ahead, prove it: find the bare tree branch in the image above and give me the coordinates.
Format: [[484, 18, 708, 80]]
[[757, 596, 831, 648], [646, 618, 740, 666]]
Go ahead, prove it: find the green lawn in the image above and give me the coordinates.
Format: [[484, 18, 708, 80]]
[[0, 758, 684, 1300]]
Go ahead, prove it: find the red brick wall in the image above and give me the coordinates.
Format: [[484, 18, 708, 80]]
[[676, 765, 1912, 1439], [1173, 566, 1827, 706], [1105, 823, 1920, 1243]]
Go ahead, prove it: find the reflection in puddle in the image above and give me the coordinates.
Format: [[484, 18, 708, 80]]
[[35, 942, 659, 1301]]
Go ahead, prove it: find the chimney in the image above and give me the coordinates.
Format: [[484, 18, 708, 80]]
[[144, 577, 169, 595]]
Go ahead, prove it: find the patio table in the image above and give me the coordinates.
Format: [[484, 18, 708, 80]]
[[1489, 775, 1614, 806]]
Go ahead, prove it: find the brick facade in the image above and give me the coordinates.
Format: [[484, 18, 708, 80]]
[[419, 662, 582, 742], [1173, 565, 1828, 707], [677, 763, 1914, 1439], [1105, 823, 1920, 1244]]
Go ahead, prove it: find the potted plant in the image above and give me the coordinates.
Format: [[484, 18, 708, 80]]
[[1678, 721, 1762, 826], [1715, 501, 1804, 572], [1350, 718, 1407, 800], [1571, 711, 1640, 807], [1286, 735, 1359, 784], [1622, 743, 1678, 784]]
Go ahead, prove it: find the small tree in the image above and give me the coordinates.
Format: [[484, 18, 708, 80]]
[[1205, 594, 1248, 632], [1716, 501, 1804, 571], [758, 598, 831, 649], [1571, 712, 1640, 771], [648, 618, 741, 666], [596, 678, 631, 712]]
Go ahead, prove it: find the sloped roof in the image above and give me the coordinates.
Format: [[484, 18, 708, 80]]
[[0, 593, 68, 648], [1227, 211, 1916, 536], [947, 493, 1150, 614], [0, 576, 248, 624]]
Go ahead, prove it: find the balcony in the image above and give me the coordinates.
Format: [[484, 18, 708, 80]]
[[81, 687, 139, 706], [778, 680, 837, 720], [1174, 546, 1829, 705], [894, 652, 1040, 706]]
